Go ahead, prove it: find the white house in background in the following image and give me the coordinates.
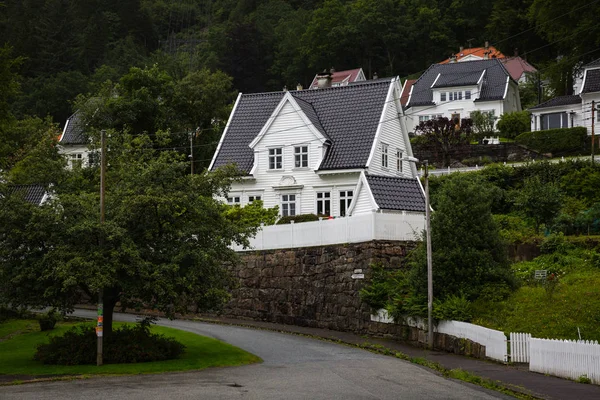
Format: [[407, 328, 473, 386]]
[[404, 59, 521, 133], [529, 58, 600, 133], [309, 68, 366, 89], [209, 78, 426, 219], [58, 111, 91, 168]]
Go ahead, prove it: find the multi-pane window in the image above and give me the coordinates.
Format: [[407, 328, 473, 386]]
[[69, 153, 83, 168], [465, 90, 471, 100], [458, 91, 463, 100], [294, 146, 309, 168], [227, 196, 241, 205], [396, 150, 403, 173], [268, 148, 283, 170], [248, 195, 262, 203], [281, 194, 296, 217], [316, 192, 331, 216], [381, 143, 389, 168], [418, 115, 430, 123], [339, 190, 353, 217], [440, 92, 447, 102]]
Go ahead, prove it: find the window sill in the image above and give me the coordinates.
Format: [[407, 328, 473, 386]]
[[266, 169, 284, 172], [292, 167, 310, 171]]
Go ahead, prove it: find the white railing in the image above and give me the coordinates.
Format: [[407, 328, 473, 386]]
[[232, 211, 425, 251], [509, 332, 531, 363], [529, 338, 600, 384], [436, 320, 508, 362]]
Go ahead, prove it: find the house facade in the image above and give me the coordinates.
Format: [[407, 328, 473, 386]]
[[58, 111, 91, 168], [529, 59, 600, 134], [404, 59, 521, 133], [209, 78, 425, 218]]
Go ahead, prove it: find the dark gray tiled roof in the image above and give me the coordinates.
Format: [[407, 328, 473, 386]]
[[529, 95, 581, 110], [5, 184, 46, 205], [294, 97, 329, 141], [61, 111, 87, 145], [211, 80, 392, 172], [407, 59, 511, 107], [584, 58, 600, 68], [582, 69, 600, 93], [365, 175, 425, 212]]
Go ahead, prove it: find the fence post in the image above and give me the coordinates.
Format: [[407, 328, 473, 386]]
[[260, 223, 265, 250]]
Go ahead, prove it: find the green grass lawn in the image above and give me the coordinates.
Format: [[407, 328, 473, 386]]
[[0, 320, 261, 376]]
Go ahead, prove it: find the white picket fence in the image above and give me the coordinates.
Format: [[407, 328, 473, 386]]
[[232, 211, 425, 251], [529, 338, 600, 384], [509, 332, 531, 363], [436, 320, 508, 362]]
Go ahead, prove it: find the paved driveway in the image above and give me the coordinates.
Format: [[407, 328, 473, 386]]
[[1, 311, 511, 399]]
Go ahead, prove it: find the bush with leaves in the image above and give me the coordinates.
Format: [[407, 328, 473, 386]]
[[34, 319, 185, 365], [511, 176, 562, 233], [276, 214, 321, 224], [432, 294, 473, 322], [496, 111, 530, 139]]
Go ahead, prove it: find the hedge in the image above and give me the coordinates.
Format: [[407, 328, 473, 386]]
[[276, 214, 321, 224], [515, 127, 588, 155]]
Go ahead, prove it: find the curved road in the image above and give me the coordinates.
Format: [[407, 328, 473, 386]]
[[1, 310, 511, 400]]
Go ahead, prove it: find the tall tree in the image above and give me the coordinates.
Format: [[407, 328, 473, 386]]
[[413, 116, 473, 167], [0, 134, 277, 338]]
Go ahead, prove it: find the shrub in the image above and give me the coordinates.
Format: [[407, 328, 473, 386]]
[[38, 310, 59, 331], [496, 111, 530, 139], [34, 319, 185, 365], [433, 294, 473, 322], [276, 214, 321, 224], [515, 127, 587, 155], [461, 156, 493, 167]]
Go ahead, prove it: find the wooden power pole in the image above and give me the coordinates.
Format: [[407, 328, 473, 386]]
[[97, 129, 106, 366], [592, 100, 596, 164]]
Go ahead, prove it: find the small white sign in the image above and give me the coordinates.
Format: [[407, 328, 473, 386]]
[[353, 269, 363, 274], [351, 273, 365, 279]]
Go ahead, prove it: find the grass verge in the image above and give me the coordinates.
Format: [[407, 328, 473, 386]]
[[0, 319, 261, 376]]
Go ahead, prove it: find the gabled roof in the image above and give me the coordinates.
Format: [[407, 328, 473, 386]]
[[500, 56, 537, 81], [365, 175, 425, 212], [59, 111, 87, 145], [584, 58, 600, 69], [294, 97, 329, 141], [210, 79, 393, 173], [406, 59, 512, 108], [5, 184, 47, 205], [309, 68, 365, 89], [582, 69, 600, 94], [440, 46, 505, 64], [529, 95, 581, 110], [400, 79, 416, 107]]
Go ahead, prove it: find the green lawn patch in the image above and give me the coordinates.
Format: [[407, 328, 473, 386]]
[[0, 320, 261, 376]]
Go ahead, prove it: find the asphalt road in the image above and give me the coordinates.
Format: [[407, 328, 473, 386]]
[[1, 310, 512, 400]]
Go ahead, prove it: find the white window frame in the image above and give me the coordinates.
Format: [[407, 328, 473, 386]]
[[381, 143, 389, 168], [281, 194, 296, 217], [248, 195, 262, 203], [268, 147, 283, 170], [440, 92, 446, 102], [294, 145, 309, 168], [316, 191, 331, 216], [69, 153, 83, 168], [396, 149, 403, 173], [465, 90, 471, 100], [339, 190, 354, 217], [227, 195, 241, 205]]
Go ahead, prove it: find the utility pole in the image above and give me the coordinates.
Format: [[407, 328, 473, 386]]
[[592, 100, 596, 164], [97, 129, 106, 366], [424, 161, 433, 350], [190, 130, 194, 175]]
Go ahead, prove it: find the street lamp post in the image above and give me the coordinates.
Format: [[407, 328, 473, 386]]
[[404, 156, 434, 349]]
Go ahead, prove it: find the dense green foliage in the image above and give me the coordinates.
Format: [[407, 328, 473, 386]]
[[515, 127, 588, 155], [413, 116, 473, 167], [470, 110, 496, 143], [1, 0, 598, 126], [35, 319, 185, 365], [496, 111, 531, 139], [276, 213, 321, 224]]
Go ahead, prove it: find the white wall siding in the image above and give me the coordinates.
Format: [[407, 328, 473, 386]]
[[580, 93, 600, 135], [352, 182, 375, 215], [368, 83, 411, 177]]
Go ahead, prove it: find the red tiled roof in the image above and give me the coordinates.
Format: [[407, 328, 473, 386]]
[[500, 56, 537, 81], [309, 68, 364, 89], [440, 46, 505, 64], [400, 79, 416, 107]]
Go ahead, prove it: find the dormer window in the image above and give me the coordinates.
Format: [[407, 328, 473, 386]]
[[465, 90, 472, 100], [294, 146, 308, 168], [269, 148, 283, 170]]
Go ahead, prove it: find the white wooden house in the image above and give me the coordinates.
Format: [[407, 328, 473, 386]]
[[529, 58, 600, 134], [404, 59, 521, 133], [58, 111, 92, 168], [209, 77, 426, 220]]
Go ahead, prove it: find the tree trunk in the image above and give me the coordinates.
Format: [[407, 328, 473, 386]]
[[101, 289, 119, 340]]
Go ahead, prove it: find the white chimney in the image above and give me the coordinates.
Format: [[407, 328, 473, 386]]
[[316, 70, 333, 89], [296, 83, 303, 91]]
